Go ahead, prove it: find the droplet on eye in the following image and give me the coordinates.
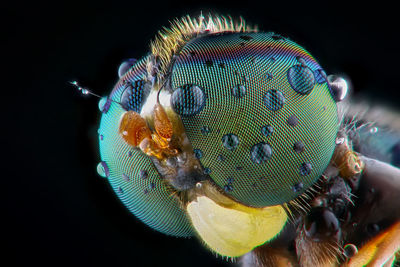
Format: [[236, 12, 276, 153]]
[[263, 90, 285, 111], [118, 111, 151, 146], [287, 64, 315, 95], [232, 84, 246, 98], [343, 244, 358, 258], [171, 84, 206, 116], [250, 142, 272, 164], [97, 161, 109, 178], [222, 134, 240, 151]]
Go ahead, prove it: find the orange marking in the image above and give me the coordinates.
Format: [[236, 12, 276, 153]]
[[119, 111, 152, 146], [153, 103, 173, 141]]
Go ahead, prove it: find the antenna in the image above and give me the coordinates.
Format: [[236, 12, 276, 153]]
[[70, 80, 123, 106]]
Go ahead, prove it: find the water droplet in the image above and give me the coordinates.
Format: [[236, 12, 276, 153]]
[[343, 244, 358, 258], [118, 58, 137, 78], [194, 149, 203, 159], [327, 75, 348, 102], [218, 63, 225, 68], [171, 84, 206, 116], [128, 151, 133, 157], [292, 182, 303, 192], [98, 97, 111, 113], [293, 141, 304, 153], [287, 65, 316, 95], [227, 177, 234, 184], [149, 183, 155, 189], [232, 85, 246, 98], [314, 69, 327, 84], [369, 127, 378, 134], [300, 162, 312, 176], [100, 134, 104, 141], [250, 142, 272, 164], [81, 89, 89, 95], [140, 170, 148, 179], [224, 184, 233, 192], [143, 189, 149, 194], [222, 134, 240, 151], [117, 186, 124, 194], [201, 126, 211, 135], [261, 125, 274, 137], [203, 167, 211, 175], [335, 137, 345, 145], [287, 115, 298, 126], [263, 90, 285, 111], [217, 155, 225, 161], [196, 182, 202, 188], [122, 174, 130, 182], [97, 161, 109, 178]]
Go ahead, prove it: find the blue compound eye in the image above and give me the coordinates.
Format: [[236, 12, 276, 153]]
[[97, 58, 193, 237], [96, 15, 340, 238]]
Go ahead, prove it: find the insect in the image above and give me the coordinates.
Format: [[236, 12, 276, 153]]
[[77, 14, 400, 266]]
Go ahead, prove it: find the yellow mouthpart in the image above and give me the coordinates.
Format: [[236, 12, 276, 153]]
[[186, 182, 288, 257]]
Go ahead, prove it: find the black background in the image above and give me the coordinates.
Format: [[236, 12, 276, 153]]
[[4, 1, 399, 267]]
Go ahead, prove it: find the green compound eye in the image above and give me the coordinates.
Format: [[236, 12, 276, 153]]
[[170, 32, 338, 207]]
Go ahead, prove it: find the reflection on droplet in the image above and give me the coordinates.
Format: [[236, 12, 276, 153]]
[[232, 85, 246, 98], [171, 84, 206, 116], [343, 244, 358, 258], [287, 65, 315, 95], [97, 161, 109, 178], [118, 58, 137, 78], [261, 125, 274, 137], [293, 141, 304, 153], [250, 142, 272, 164], [300, 162, 312, 176], [263, 90, 285, 111], [222, 134, 240, 151], [194, 149, 203, 159]]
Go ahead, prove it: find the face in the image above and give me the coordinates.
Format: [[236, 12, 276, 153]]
[[95, 15, 349, 259]]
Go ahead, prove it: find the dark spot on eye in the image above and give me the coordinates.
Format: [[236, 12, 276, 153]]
[[189, 51, 196, 57], [205, 60, 213, 67], [240, 42, 245, 46], [240, 35, 253, 41], [218, 63, 225, 69], [236, 166, 243, 171], [224, 184, 233, 192], [287, 115, 299, 126], [292, 182, 303, 192], [149, 183, 155, 189]]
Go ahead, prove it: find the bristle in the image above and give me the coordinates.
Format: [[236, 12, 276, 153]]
[[148, 14, 258, 83]]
